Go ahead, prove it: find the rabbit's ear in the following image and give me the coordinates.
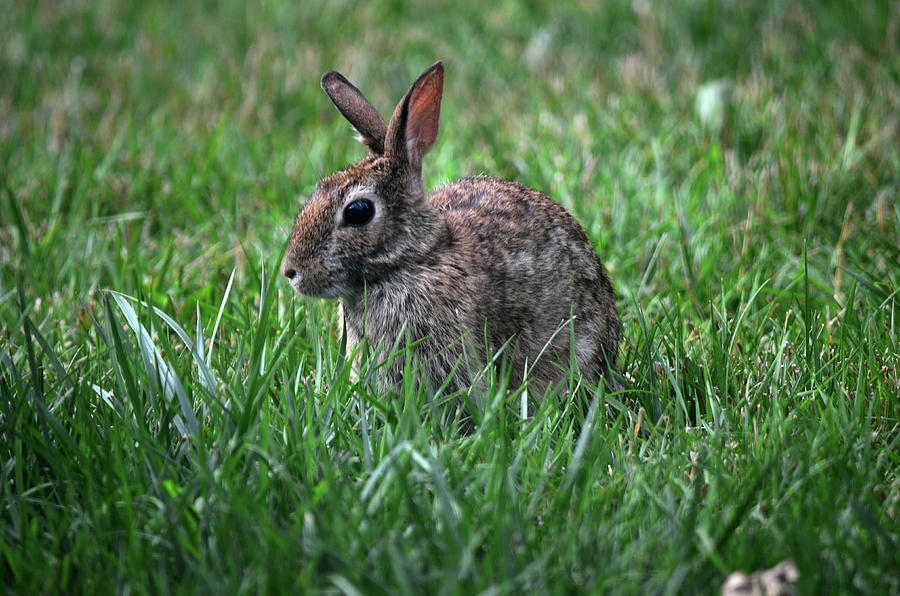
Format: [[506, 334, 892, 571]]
[[321, 71, 389, 154], [385, 61, 443, 171]]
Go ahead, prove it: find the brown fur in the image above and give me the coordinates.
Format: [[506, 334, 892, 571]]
[[282, 62, 619, 397]]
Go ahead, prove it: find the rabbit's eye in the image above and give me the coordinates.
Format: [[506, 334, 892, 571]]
[[343, 199, 375, 226]]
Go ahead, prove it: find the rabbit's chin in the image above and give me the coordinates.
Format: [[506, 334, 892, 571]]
[[288, 279, 347, 300]]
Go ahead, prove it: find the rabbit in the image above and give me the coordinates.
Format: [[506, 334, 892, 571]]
[[281, 61, 620, 398]]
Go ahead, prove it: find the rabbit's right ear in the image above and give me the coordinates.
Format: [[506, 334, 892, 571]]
[[321, 71, 389, 154], [385, 61, 443, 171]]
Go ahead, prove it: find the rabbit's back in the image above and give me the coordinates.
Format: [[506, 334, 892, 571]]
[[427, 176, 619, 391]]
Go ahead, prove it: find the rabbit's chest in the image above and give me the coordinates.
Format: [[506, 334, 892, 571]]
[[339, 270, 486, 347]]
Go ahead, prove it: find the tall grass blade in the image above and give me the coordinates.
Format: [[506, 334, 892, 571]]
[[109, 292, 199, 437], [107, 290, 219, 397], [208, 267, 235, 365]]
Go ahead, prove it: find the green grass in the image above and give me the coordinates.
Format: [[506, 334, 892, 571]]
[[2, 0, 899, 593]]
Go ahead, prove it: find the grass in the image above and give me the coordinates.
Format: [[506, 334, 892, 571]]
[[2, 0, 899, 593]]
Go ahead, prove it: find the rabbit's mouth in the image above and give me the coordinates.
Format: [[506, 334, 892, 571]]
[[296, 284, 344, 299], [281, 256, 344, 299], [283, 270, 345, 299]]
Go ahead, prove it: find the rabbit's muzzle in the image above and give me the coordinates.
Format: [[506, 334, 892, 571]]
[[281, 250, 343, 298]]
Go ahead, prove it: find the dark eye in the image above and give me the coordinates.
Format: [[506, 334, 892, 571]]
[[343, 199, 375, 226]]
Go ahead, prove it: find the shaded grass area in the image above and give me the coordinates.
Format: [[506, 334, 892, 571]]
[[2, 0, 899, 593]]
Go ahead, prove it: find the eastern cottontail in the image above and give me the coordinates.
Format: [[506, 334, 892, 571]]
[[282, 61, 619, 396]]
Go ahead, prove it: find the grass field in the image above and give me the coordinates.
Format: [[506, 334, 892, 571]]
[[2, 1, 899, 593]]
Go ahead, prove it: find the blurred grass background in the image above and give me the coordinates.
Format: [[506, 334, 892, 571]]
[[1, 0, 899, 593], [2, 0, 897, 316]]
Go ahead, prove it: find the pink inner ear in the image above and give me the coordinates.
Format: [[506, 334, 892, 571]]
[[406, 73, 442, 166]]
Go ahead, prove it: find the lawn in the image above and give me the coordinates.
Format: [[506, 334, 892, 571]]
[[2, 1, 898, 593]]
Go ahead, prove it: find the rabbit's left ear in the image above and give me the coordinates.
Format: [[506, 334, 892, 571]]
[[386, 61, 443, 170], [321, 71, 389, 154]]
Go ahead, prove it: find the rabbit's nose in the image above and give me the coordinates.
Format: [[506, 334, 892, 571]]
[[281, 255, 298, 280]]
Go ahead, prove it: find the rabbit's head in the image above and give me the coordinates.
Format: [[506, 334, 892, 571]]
[[281, 62, 446, 299]]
